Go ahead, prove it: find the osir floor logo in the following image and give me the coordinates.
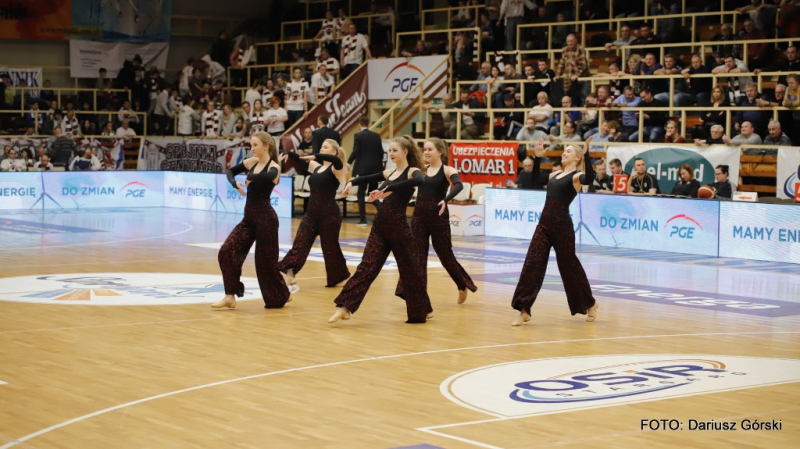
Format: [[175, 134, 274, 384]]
[[442, 355, 800, 417], [0, 273, 261, 305]]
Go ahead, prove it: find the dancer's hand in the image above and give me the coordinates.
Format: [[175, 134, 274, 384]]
[[532, 137, 546, 158], [584, 135, 594, 154], [235, 181, 245, 196], [341, 182, 352, 195], [279, 153, 288, 163], [367, 189, 385, 203], [438, 200, 446, 216]]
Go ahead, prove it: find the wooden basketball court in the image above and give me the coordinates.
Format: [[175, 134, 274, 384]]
[[1, 208, 798, 448]]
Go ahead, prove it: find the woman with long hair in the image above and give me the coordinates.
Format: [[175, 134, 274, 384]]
[[663, 120, 686, 143], [329, 136, 433, 324], [395, 137, 477, 303], [213, 132, 295, 309], [511, 137, 598, 326], [279, 139, 351, 287]]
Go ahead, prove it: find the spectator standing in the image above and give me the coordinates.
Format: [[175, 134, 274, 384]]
[[265, 98, 289, 142], [309, 65, 335, 107], [349, 116, 385, 226], [340, 22, 372, 79], [312, 115, 341, 154], [286, 67, 309, 128], [201, 101, 221, 138], [554, 34, 590, 103], [178, 96, 200, 137], [496, 0, 537, 51]]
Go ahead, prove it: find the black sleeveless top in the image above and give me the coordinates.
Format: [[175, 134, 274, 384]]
[[546, 171, 579, 203], [417, 165, 449, 203], [381, 166, 416, 206], [308, 164, 340, 197], [244, 165, 278, 217]]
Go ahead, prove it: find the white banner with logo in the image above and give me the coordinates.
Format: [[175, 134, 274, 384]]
[[367, 55, 448, 100], [776, 147, 800, 200], [137, 137, 249, 173], [606, 144, 740, 194], [69, 41, 170, 78]]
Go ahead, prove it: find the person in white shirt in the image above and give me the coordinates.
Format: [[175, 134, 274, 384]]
[[201, 54, 227, 84], [261, 79, 276, 104], [244, 81, 264, 110], [152, 85, 174, 134], [0, 148, 27, 172], [179, 58, 195, 96], [178, 96, 201, 137], [69, 148, 101, 171], [248, 99, 268, 134], [309, 64, 335, 107], [265, 97, 289, 139], [116, 120, 137, 138], [33, 154, 53, 171], [201, 100, 222, 138], [286, 67, 309, 128], [220, 104, 238, 138], [118, 101, 139, 126], [316, 48, 341, 77], [340, 22, 371, 79], [528, 91, 553, 131], [315, 10, 338, 43], [60, 110, 82, 137]]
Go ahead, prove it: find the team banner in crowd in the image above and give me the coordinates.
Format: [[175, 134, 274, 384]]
[[280, 65, 368, 153], [0, 137, 124, 170], [449, 141, 518, 187], [69, 41, 170, 78], [0, 0, 73, 40], [137, 138, 248, 173], [719, 202, 800, 264], [776, 147, 800, 200], [72, 0, 172, 42], [368, 55, 449, 100], [606, 145, 740, 194], [0, 67, 43, 93]]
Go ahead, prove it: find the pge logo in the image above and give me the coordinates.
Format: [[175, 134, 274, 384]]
[[781, 166, 799, 199], [666, 214, 703, 239], [466, 214, 484, 227], [384, 62, 425, 93], [121, 181, 152, 198], [449, 214, 462, 227]]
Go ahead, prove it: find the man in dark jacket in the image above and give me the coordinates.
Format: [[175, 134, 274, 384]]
[[493, 93, 525, 140], [311, 114, 341, 154], [348, 116, 385, 225], [449, 91, 486, 140], [629, 88, 666, 142]]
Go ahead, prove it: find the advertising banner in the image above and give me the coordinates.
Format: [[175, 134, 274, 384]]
[[776, 147, 800, 200], [578, 194, 720, 256], [484, 188, 580, 239], [0, 0, 73, 40], [606, 144, 740, 195], [69, 41, 170, 78], [0, 67, 43, 92], [137, 138, 248, 173], [43, 171, 163, 209], [213, 174, 293, 218], [719, 202, 800, 264], [72, 0, 171, 42], [280, 65, 368, 153], [367, 55, 449, 100], [0, 173, 42, 210], [449, 142, 518, 187]]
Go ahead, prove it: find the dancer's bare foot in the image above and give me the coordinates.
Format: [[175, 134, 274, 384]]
[[328, 306, 351, 323], [511, 311, 531, 326], [211, 295, 236, 309], [457, 289, 467, 304], [586, 302, 598, 322], [427, 312, 434, 319], [285, 269, 296, 286]]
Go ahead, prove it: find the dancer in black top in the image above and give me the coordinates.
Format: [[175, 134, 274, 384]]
[[213, 132, 294, 309], [511, 137, 599, 326], [329, 136, 433, 324], [395, 137, 477, 303], [279, 139, 351, 287]]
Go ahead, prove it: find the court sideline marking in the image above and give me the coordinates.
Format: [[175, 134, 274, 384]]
[[2, 330, 799, 448]]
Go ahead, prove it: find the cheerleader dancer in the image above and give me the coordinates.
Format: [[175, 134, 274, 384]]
[[212, 132, 295, 309], [278, 139, 351, 287], [329, 136, 433, 324], [395, 137, 477, 303], [511, 137, 599, 326]]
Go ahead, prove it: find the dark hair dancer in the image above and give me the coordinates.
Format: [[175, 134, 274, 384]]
[[395, 137, 477, 304], [328, 135, 433, 324], [511, 137, 599, 326], [279, 139, 351, 287], [213, 132, 296, 309]]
